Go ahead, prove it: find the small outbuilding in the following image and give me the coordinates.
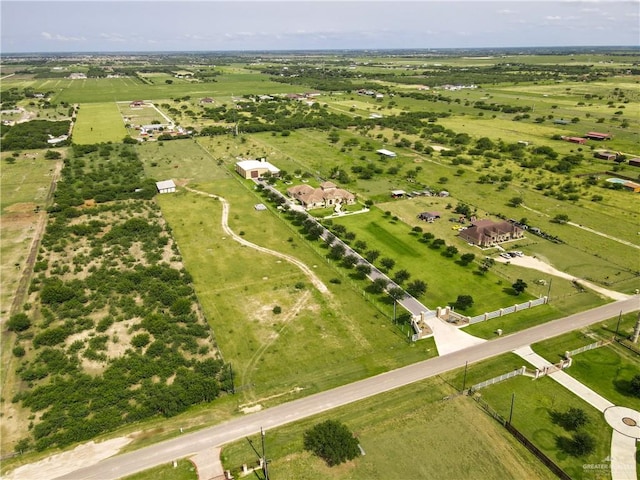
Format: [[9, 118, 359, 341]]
[[377, 149, 397, 158], [391, 190, 406, 198], [585, 132, 612, 140], [418, 212, 440, 222], [156, 179, 176, 194]]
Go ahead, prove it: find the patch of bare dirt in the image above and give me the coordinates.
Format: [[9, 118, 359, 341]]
[[3, 436, 134, 480]]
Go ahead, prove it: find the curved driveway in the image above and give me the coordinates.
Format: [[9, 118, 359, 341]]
[[48, 295, 638, 480]]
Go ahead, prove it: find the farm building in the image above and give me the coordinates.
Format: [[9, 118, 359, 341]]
[[377, 149, 397, 158], [235, 159, 280, 179], [459, 219, 524, 247], [156, 180, 176, 194], [130, 100, 144, 107], [200, 97, 214, 104], [628, 158, 640, 167], [418, 212, 440, 222], [287, 182, 356, 210], [561, 136, 586, 145], [585, 132, 612, 140], [594, 150, 617, 161], [391, 190, 406, 198]]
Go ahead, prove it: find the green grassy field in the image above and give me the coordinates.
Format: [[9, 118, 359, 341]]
[[531, 312, 640, 411], [72, 102, 128, 144], [221, 376, 555, 480], [122, 459, 197, 480], [479, 375, 613, 479], [149, 145, 438, 406]]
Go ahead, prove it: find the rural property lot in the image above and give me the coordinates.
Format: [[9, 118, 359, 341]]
[[1, 50, 639, 480]]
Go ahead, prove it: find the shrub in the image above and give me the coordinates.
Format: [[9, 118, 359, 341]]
[[272, 305, 282, 314], [7, 313, 31, 332]]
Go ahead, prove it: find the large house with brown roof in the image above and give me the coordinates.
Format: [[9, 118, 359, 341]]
[[459, 219, 524, 247], [287, 182, 356, 210]]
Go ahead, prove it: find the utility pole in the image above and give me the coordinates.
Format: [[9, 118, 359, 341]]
[[261, 427, 270, 480], [546, 278, 552, 302]]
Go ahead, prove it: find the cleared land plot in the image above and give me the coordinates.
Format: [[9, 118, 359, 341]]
[[0, 153, 57, 314], [221, 376, 554, 480], [118, 102, 169, 128], [155, 179, 436, 404], [73, 102, 127, 144]]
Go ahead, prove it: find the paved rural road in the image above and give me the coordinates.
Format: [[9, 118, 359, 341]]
[[51, 295, 638, 480]]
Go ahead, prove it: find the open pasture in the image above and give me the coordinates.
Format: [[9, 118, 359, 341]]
[[73, 102, 128, 144]]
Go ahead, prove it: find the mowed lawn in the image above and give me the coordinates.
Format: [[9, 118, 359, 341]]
[[478, 375, 613, 479], [73, 102, 128, 144], [329, 207, 537, 313], [221, 377, 555, 480]]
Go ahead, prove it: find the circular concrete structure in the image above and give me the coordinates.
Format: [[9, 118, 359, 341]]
[[604, 406, 640, 439]]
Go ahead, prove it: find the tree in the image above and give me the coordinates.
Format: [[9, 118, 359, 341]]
[[552, 213, 570, 224], [392, 269, 411, 285], [459, 253, 475, 266], [406, 280, 427, 298], [368, 277, 389, 294], [7, 313, 31, 332], [443, 245, 458, 257], [342, 254, 359, 269], [364, 250, 380, 263], [303, 420, 360, 466], [512, 279, 528, 295], [388, 287, 406, 302], [557, 431, 596, 457], [328, 244, 345, 260], [452, 295, 474, 310], [553, 407, 589, 431], [44, 150, 62, 160], [355, 263, 371, 280], [508, 196, 524, 207], [380, 257, 396, 272]]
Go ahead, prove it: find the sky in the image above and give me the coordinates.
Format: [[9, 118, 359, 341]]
[[1, 0, 639, 54]]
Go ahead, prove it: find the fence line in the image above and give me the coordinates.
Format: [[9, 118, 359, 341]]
[[564, 339, 610, 358], [469, 366, 526, 392], [505, 423, 572, 480], [467, 296, 548, 325], [472, 394, 571, 480]]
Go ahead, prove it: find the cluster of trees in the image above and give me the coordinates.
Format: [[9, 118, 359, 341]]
[[2, 120, 70, 150], [11, 143, 227, 452], [48, 144, 156, 211], [551, 407, 596, 457]]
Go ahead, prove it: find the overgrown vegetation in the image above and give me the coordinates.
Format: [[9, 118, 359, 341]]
[[10, 144, 229, 452]]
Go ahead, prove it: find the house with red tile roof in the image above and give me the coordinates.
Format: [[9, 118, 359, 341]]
[[287, 182, 356, 210], [459, 219, 524, 247]]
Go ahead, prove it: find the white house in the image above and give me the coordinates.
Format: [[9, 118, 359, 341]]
[[156, 180, 176, 194]]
